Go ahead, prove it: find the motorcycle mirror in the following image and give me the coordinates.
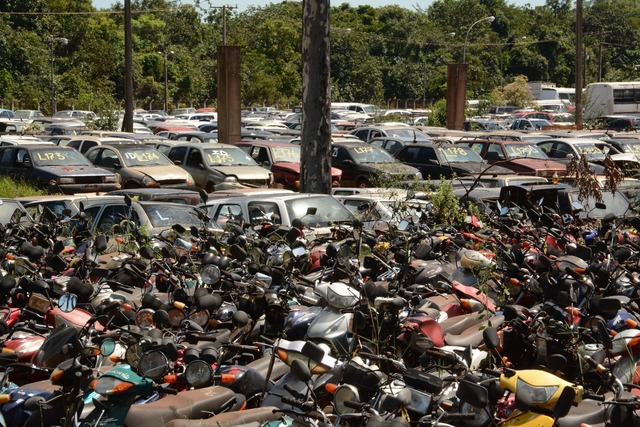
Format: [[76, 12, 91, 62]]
[[482, 327, 499, 351], [285, 227, 303, 245], [52, 240, 65, 255], [94, 235, 108, 254], [301, 341, 326, 364], [397, 219, 409, 231], [124, 194, 133, 207], [547, 353, 567, 371], [553, 387, 576, 419], [591, 318, 613, 350], [232, 310, 250, 327], [540, 213, 556, 228], [140, 246, 155, 260], [153, 309, 170, 328], [595, 202, 607, 210], [199, 189, 209, 204], [23, 396, 46, 412], [463, 345, 472, 368], [289, 359, 312, 383], [81, 346, 101, 357], [229, 244, 247, 262], [353, 311, 367, 331], [138, 350, 169, 380], [165, 342, 179, 361], [172, 224, 186, 234], [161, 247, 172, 259], [414, 337, 435, 351], [100, 339, 116, 356], [503, 305, 519, 321], [190, 226, 200, 238], [456, 379, 489, 408], [598, 298, 621, 317], [58, 293, 77, 313]]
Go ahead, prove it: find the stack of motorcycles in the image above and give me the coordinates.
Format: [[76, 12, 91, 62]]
[[2, 193, 640, 426]]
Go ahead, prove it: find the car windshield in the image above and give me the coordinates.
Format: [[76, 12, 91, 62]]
[[32, 149, 92, 166], [347, 146, 394, 164], [618, 142, 640, 154], [121, 148, 173, 167], [271, 146, 300, 163], [576, 144, 605, 160], [204, 148, 258, 166], [142, 204, 206, 228], [386, 129, 431, 141], [438, 146, 484, 163], [285, 196, 356, 227], [0, 200, 30, 224], [15, 111, 39, 119], [504, 144, 549, 160]]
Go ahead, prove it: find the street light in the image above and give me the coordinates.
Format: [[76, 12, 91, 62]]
[[462, 16, 494, 63], [49, 36, 68, 115], [158, 50, 174, 114]]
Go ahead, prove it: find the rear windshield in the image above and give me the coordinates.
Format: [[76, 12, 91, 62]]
[[142, 204, 202, 228], [32, 149, 92, 166]]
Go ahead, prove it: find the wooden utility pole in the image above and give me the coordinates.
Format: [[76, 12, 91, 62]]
[[122, 0, 134, 132], [300, 0, 331, 194], [575, 0, 584, 128]]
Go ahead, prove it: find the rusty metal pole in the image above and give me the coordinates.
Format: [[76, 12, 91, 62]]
[[217, 46, 242, 144], [122, 0, 134, 132], [575, 0, 584, 128]]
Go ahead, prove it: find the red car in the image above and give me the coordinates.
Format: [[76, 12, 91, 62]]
[[465, 140, 566, 178], [236, 141, 342, 189]]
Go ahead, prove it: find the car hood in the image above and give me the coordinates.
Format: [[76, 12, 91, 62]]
[[444, 162, 512, 175], [212, 165, 272, 179], [365, 162, 421, 175], [129, 165, 191, 180], [40, 165, 114, 177], [507, 158, 566, 171], [273, 162, 342, 177]]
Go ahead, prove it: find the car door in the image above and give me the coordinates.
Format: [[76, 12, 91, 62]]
[[12, 148, 32, 182], [0, 148, 17, 180], [182, 147, 208, 189], [249, 146, 272, 169], [331, 146, 357, 186]]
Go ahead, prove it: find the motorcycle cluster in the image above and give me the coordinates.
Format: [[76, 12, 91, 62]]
[[2, 191, 640, 427]]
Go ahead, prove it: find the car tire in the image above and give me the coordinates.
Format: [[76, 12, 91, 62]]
[[356, 177, 370, 188]]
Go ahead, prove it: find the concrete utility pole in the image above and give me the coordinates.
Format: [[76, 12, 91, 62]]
[[122, 0, 134, 132], [300, 0, 332, 194], [575, 0, 584, 128]]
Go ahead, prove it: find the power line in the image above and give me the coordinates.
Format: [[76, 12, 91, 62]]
[[0, 8, 173, 15]]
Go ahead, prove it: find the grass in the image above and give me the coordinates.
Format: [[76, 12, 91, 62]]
[[0, 176, 48, 198]]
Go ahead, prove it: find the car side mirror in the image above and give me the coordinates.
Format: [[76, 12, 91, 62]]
[[173, 160, 182, 166], [113, 162, 122, 169], [198, 163, 205, 170]]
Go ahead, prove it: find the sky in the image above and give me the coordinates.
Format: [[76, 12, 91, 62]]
[[92, 0, 548, 12]]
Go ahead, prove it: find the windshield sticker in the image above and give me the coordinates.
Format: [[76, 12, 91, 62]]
[[352, 146, 374, 154], [207, 150, 234, 164], [124, 151, 160, 162], [272, 147, 298, 159], [444, 147, 468, 156], [506, 145, 540, 157], [577, 146, 602, 155], [36, 151, 67, 161]]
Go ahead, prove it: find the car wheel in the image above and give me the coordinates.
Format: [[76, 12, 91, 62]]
[[356, 177, 370, 188]]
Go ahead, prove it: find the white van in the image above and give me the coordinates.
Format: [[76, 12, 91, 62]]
[[331, 102, 383, 118]]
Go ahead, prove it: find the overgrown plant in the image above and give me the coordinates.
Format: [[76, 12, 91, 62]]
[[428, 177, 462, 226]]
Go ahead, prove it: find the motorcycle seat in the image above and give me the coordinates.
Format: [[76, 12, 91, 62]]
[[247, 355, 289, 380], [124, 385, 236, 427], [438, 312, 485, 335], [163, 406, 282, 426], [444, 315, 504, 347], [557, 398, 606, 427]]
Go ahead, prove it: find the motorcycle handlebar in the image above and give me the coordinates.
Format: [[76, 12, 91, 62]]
[[343, 400, 364, 410], [225, 343, 258, 352], [442, 413, 477, 421], [282, 396, 314, 412], [582, 392, 605, 402], [484, 368, 502, 377]]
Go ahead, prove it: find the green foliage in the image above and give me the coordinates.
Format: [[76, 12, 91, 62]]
[[0, 176, 47, 198], [429, 99, 447, 127], [489, 74, 534, 108], [428, 177, 461, 226]]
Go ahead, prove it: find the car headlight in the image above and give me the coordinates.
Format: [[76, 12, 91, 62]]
[[516, 378, 558, 404], [104, 175, 116, 183], [58, 177, 75, 184], [186, 174, 194, 185], [142, 175, 160, 188]]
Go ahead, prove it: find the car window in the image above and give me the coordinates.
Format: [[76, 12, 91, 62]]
[[555, 142, 572, 158], [248, 201, 281, 225], [485, 144, 505, 161], [370, 139, 384, 149], [95, 149, 119, 168], [95, 205, 132, 234], [186, 149, 204, 168], [85, 149, 99, 163], [421, 147, 438, 161], [82, 141, 98, 154], [168, 146, 188, 163], [331, 147, 350, 163], [353, 130, 368, 141], [469, 143, 484, 155], [68, 140, 82, 150], [397, 146, 420, 163], [213, 203, 243, 224], [342, 199, 382, 221], [249, 147, 270, 165], [0, 149, 14, 167], [16, 149, 30, 164]]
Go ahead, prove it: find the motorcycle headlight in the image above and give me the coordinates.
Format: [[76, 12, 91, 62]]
[[93, 376, 133, 395], [185, 360, 212, 388], [201, 265, 221, 285], [333, 384, 360, 415], [516, 378, 558, 404]]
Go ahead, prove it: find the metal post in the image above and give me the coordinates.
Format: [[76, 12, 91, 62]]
[[50, 39, 55, 115], [163, 53, 168, 113], [575, 0, 584, 127]]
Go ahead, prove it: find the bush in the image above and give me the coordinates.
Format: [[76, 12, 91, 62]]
[[0, 176, 48, 198]]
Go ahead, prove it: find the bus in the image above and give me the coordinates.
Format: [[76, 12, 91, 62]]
[[585, 81, 640, 119]]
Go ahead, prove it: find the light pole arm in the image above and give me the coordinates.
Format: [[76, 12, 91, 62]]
[[463, 16, 494, 63]]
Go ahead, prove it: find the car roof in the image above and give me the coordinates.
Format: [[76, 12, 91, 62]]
[[1, 144, 70, 150], [86, 143, 153, 151], [171, 142, 240, 149], [236, 141, 297, 148], [203, 192, 337, 206], [537, 137, 609, 144]]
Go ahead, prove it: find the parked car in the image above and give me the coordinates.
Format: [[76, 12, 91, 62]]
[[200, 193, 355, 239], [84, 144, 195, 190], [463, 119, 504, 131], [236, 141, 342, 189], [394, 142, 512, 179], [511, 111, 554, 122], [350, 125, 431, 142], [330, 141, 422, 187], [465, 140, 566, 177], [536, 138, 608, 173], [0, 144, 118, 194], [0, 109, 16, 119], [368, 137, 416, 155], [593, 115, 640, 131], [67, 136, 135, 154], [53, 110, 96, 121], [166, 142, 273, 191], [105, 188, 202, 205], [169, 131, 218, 143], [14, 110, 44, 120], [607, 138, 640, 159], [0, 135, 52, 146], [508, 118, 554, 131]]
